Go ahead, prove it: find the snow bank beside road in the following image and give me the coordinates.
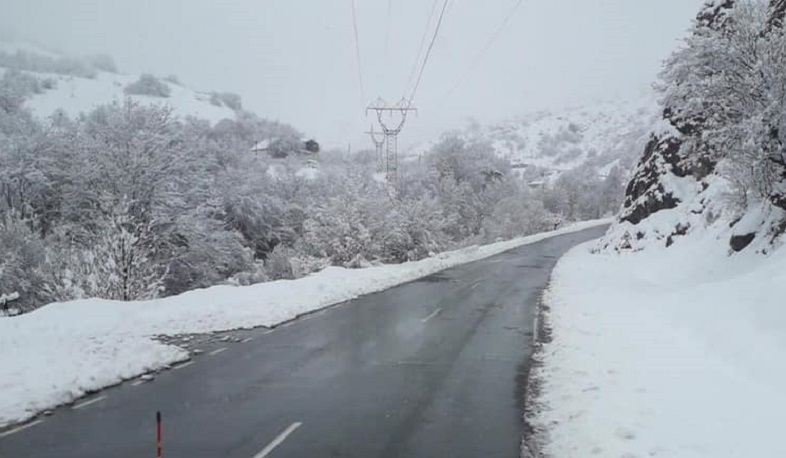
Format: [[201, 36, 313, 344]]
[[0, 219, 608, 428], [532, 228, 786, 457]]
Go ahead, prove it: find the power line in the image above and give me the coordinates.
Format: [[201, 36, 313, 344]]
[[408, 0, 451, 106], [440, 0, 525, 101], [405, 0, 441, 93], [385, 0, 393, 59], [351, 0, 367, 108]]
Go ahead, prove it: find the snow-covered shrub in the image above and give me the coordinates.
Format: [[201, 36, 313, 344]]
[[51, 57, 97, 79], [267, 136, 304, 158], [220, 192, 292, 258], [289, 253, 329, 278], [482, 197, 552, 241], [39, 229, 111, 303], [378, 220, 414, 263], [165, 213, 253, 295], [0, 212, 46, 311], [79, 212, 168, 301], [301, 195, 374, 265], [40, 77, 56, 90], [0, 50, 97, 78], [555, 147, 582, 164], [124, 74, 171, 98], [209, 92, 242, 111], [265, 245, 296, 280], [0, 69, 42, 110], [228, 262, 269, 286], [536, 124, 583, 158], [87, 54, 118, 73], [163, 75, 182, 85]]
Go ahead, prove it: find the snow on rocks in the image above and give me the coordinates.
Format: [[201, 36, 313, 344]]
[[0, 220, 608, 428]]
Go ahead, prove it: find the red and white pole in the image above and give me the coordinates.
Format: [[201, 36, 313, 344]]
[[156, 411, 162, 458]]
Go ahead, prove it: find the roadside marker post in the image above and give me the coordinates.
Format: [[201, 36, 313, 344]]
[[156, 411, 162, 458]]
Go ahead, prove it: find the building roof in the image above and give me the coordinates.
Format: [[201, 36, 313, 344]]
[[250, 139, 271, 152]]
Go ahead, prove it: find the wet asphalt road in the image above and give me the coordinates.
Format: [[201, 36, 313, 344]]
[[0, 227, 606, 458]]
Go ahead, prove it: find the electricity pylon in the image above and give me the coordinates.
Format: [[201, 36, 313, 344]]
[[364, 124, 385, 173], [367, 97, 417, 192]]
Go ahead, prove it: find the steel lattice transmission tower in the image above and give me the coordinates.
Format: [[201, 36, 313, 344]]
[[364, 124, 386, 173], [367, 98, 417, 190]]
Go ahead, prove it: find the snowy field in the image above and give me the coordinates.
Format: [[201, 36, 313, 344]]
[[0, 220, 607, 428], [532, 224, 786, 457], [24, 70, 235, 123], [0, 39, 236, 124]]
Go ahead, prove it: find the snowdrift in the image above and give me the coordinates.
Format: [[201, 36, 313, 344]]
[[530, 217, 786, 457]]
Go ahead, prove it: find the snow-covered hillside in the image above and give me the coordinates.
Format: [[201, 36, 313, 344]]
[[528, 1, 786, 456], [25, 71, 235, 123], [408, 98, 659, 183], [530, 222, 786, 458], [0, 40, 236, 123]]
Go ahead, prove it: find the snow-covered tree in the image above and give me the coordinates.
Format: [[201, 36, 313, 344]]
[[0, 211, 46, 311], [124, 74, 171, 98], [659, 0, 786, 206]]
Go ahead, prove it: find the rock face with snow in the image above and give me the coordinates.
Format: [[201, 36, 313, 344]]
[[618, 2, 733, 225], [600, 0, 786, 252]]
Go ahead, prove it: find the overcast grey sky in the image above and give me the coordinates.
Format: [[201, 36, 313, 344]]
[[1, 1, 705, 148]]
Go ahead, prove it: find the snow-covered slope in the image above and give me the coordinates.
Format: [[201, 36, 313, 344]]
[[408, 98, 659, 182], [530, 222, 786, 458], [25, 71, 235, 123], [0, 40, 236, 123], [528, 2, 786, 456]]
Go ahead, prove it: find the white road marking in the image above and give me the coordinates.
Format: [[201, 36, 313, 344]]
[[131, 380, 147, 386], [72, 396, 106, 410], [253, 422, 303, 458], [208, 347, 227, 356], [421, 308, 442, 323], [241, 337, 254, 344], [470, 282, 480, 290], [0, 420, 43, 438], [174, 361, 195, 370]]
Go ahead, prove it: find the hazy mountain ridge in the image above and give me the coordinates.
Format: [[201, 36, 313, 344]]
[[410, 98, 659, 185], [0, 40, 237, 123]]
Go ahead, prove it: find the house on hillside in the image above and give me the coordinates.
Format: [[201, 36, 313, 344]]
[[250, 139, 271, 155], [250, 138, 320, 159]]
